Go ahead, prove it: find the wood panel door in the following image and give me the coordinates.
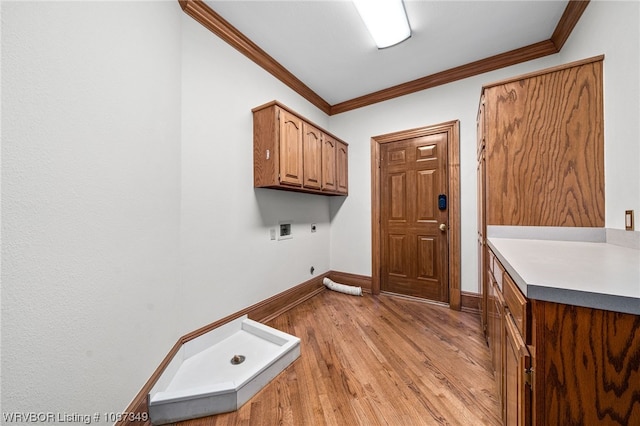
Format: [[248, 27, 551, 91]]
[[380, 133, 449, 302], [278, 108, 303, 187], [303, 123, 322, 190]]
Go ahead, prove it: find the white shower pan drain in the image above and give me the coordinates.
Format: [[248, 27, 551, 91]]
[[148, 315, 300, 424]]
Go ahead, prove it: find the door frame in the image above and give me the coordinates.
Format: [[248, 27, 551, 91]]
[[371, 120, 461, 310]]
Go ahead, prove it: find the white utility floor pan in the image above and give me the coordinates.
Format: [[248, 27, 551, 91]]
[[148, 315, 300, 424]]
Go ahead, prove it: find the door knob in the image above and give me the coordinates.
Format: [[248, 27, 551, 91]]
[[439, 223, 447, 231]]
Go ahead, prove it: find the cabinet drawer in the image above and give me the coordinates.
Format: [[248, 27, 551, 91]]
[[503, 273, 528, 340]]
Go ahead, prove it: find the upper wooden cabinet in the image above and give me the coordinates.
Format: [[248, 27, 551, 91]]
[[336, 140, 348, 194], [321, 134, 338, 192], [253, 101, 348, 196], [481, 55, 604, 227], [279, 108, 304, 187]]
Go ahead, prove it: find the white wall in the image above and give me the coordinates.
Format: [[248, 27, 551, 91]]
[[1, 0, 332, 421], [329, 0, 640, 292], [562, 0, 640, 232], [178, 14, 332, 334], [1, 0, 183, 419]]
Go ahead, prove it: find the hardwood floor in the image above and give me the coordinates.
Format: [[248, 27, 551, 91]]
[[177, 290, 501, 425]]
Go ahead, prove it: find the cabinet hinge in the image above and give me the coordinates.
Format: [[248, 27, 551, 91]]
[[524, 368, 534, 387]]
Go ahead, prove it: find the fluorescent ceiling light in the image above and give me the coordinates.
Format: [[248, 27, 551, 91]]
[[353, 0, 411, 49]]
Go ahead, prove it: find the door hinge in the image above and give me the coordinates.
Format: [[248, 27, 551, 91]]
[[524, 368, 534, 387]]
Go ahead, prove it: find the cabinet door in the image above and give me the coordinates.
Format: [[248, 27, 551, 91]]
[[488, 272, 496, 366], [303, 123, 322, 190], [504, 311, 531, 426], [477, 96, 485, 157], [322, 134, 337, 192], [493, 281, 505, 412], [278, 108, 303, 187], [336, 141, 348, 194], [483, 61, 604, 227], [478, 147, 487, 336]]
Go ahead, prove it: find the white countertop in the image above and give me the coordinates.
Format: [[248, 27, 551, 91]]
[[487, 232, 640, 315]]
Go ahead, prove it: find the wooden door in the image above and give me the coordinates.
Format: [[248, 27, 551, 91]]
[[303, 123, 322, 190], [278, 108, 303, 187], [380, 133, 448, 302], [321, 134, 337, 192]]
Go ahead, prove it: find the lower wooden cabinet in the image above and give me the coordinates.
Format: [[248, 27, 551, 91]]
[[531, 300, 640, 425], [490, 280, 504, 407], [504, 311, 531, 426], [488, 250, 533, 425], [486, 247, 640, 425], [488, 249, 532, 425]]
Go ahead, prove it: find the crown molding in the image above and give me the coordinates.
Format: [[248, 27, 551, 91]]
[[179, 0, 331, 115], [179, 0, 590, 116], [330, 40, 558, 115], [551, 0, 590, 51]]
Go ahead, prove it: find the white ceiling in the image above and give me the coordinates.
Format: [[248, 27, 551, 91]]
[[205, 0, 569, 105]]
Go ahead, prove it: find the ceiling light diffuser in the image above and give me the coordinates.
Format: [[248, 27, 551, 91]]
[[353, 0, 411, 49]]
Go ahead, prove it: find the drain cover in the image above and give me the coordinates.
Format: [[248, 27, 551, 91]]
[[230, 354, 245, 365]]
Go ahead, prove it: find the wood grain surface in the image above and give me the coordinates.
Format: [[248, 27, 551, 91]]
[[485, 58, 604, 227], [534, 301, 640, 425], [178, 290, 501, 425]]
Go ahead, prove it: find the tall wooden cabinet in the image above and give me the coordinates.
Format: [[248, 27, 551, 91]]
[[478, 56, 605, 425], [481, 56, 604, 229], [253, 101, 348, 196]]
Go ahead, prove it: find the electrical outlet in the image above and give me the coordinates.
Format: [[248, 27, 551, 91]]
[[278, 221, 292, 240], [270, 228, 276, 240], [625, 210, 634, 231]]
